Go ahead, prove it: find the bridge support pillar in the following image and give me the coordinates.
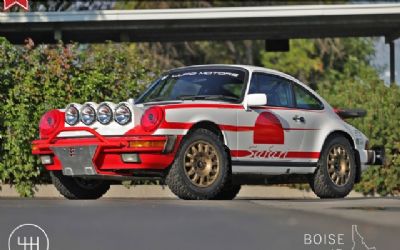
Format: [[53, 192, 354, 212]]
[[389, 40, 396, 85]]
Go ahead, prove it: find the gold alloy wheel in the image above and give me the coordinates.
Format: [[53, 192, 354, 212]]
[[183, 140, 220, 187], [327, 145, 351, 186]]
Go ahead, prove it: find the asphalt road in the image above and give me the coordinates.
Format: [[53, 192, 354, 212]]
[[0, 197, 398, 250]]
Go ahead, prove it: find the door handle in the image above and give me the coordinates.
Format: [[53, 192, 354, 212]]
[[292, 115, 305, 123]]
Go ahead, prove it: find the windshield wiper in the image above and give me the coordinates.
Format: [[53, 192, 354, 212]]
[[146, 97, 167, 102], [203, 95, 239, 102], [177, 95, 238, 102], [177, 95, 208, 101]]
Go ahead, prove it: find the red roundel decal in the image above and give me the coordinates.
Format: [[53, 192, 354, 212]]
[[253, 112, 284, 144]]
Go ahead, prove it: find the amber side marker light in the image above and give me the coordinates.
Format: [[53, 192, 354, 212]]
[[129, 140, 166, 148]]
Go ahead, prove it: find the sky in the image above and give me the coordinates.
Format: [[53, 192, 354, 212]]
[[372, 38, 400, 85]]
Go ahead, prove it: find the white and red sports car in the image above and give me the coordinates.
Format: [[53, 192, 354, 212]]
[[32, 65, 383, 200]]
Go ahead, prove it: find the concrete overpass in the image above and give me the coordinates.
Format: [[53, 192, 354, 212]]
[[1, 3, 399, 82]]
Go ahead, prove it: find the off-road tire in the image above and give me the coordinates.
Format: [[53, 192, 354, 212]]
[[50, 171, 110, 199], [166, 128, 230, 200], [212, 183, 241, 200], [312, 136, 356, 199]]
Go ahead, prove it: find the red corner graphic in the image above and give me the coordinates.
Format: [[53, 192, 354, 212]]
[[253, 111, 284, 144], [3, 0, 29, 11]]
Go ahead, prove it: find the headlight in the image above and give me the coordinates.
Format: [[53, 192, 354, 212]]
[[65, 104, 80, 126], [141, 106, 164, 132], [97, 103, 113, 125], [40, 109, 63, 138], [114, 103, 131, 125], [80, 103, 97, 125]]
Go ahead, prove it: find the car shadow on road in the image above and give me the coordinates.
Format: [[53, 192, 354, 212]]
[[236, 196, 399, 202]]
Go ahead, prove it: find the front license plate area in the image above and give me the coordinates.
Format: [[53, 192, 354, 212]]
[[51, 145, 98, 176]]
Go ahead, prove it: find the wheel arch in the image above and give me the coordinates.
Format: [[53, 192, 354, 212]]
[[322, 130, 355, 149], [187, 120, 227, 145]]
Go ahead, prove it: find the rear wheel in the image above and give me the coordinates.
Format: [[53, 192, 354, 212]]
[[166, 129, 229, 200], [312, 136, 356, 198], [50, 171, 110, 199]]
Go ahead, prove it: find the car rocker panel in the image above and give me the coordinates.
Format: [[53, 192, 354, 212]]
[[32, 65, 383, 200]]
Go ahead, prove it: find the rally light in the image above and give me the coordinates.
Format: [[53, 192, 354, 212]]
[[40, 155, 53, 165], [81, 103, 97, 125], [141, 106, 164, 132], [97, 102, 113, 125], [121, 153, 140, 163], [65, 103, 80, 126], [39, 109, 63, 139], [114, 103, 132, 125], [128, 140, 166, 148]]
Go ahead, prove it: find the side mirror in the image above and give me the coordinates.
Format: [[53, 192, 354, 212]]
[[244, 93, 267, 110]]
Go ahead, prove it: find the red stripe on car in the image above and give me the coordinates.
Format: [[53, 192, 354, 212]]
[[231, 150, 320, 159]]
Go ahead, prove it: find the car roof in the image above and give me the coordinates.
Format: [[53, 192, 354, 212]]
[[169, 64, 298, 81]]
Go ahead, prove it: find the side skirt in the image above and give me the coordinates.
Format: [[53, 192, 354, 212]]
[[231, 160, 317, 175]]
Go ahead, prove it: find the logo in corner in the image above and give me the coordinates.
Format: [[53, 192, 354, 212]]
[[8, 224, 49, 250], [303, 224, 376, 250], [352, 225, 376, 250], [3, 0, 29, 11]]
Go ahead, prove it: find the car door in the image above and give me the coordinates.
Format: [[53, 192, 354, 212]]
[[291, 82, 325, 159], [236, 72, 305, 163]]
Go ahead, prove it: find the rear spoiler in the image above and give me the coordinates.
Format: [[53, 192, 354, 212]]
[[334, 108, 367, 119]]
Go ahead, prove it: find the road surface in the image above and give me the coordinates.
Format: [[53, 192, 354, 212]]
[[0, 197, 398, 250]]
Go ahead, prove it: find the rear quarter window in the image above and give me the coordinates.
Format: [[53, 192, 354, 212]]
[[293, 84, 324, 110]]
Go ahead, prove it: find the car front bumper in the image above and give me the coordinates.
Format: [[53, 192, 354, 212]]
[[32, 127, 180, 177]]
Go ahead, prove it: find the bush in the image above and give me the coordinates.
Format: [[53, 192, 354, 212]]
[[0, 38, 158, 196], [318, 64, 400, 196]]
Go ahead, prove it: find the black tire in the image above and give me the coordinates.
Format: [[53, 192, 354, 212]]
[[312, 136, 356, 199], [212, 183, 241, 200], [50, 171, 110, 199], [166, 128, 230, 200], [308, 176, 315, 193]]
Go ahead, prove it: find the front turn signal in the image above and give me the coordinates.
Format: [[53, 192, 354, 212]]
[[128, 140, 165, 149]]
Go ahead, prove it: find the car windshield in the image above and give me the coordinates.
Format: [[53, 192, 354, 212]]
[[136, 68, 247, 104]]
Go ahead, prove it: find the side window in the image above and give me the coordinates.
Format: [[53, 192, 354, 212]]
[[293, 84, 324, 110], [249, 73, 293, 107]]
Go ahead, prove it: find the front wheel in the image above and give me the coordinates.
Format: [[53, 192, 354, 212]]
[[50, 171, 110, 199], [166, 129, 230, 200], [212, 183, 241, 200], [312, 136, 356, 199]]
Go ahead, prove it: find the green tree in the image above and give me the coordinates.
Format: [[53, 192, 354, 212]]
[[261, 39, 323, 85]]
